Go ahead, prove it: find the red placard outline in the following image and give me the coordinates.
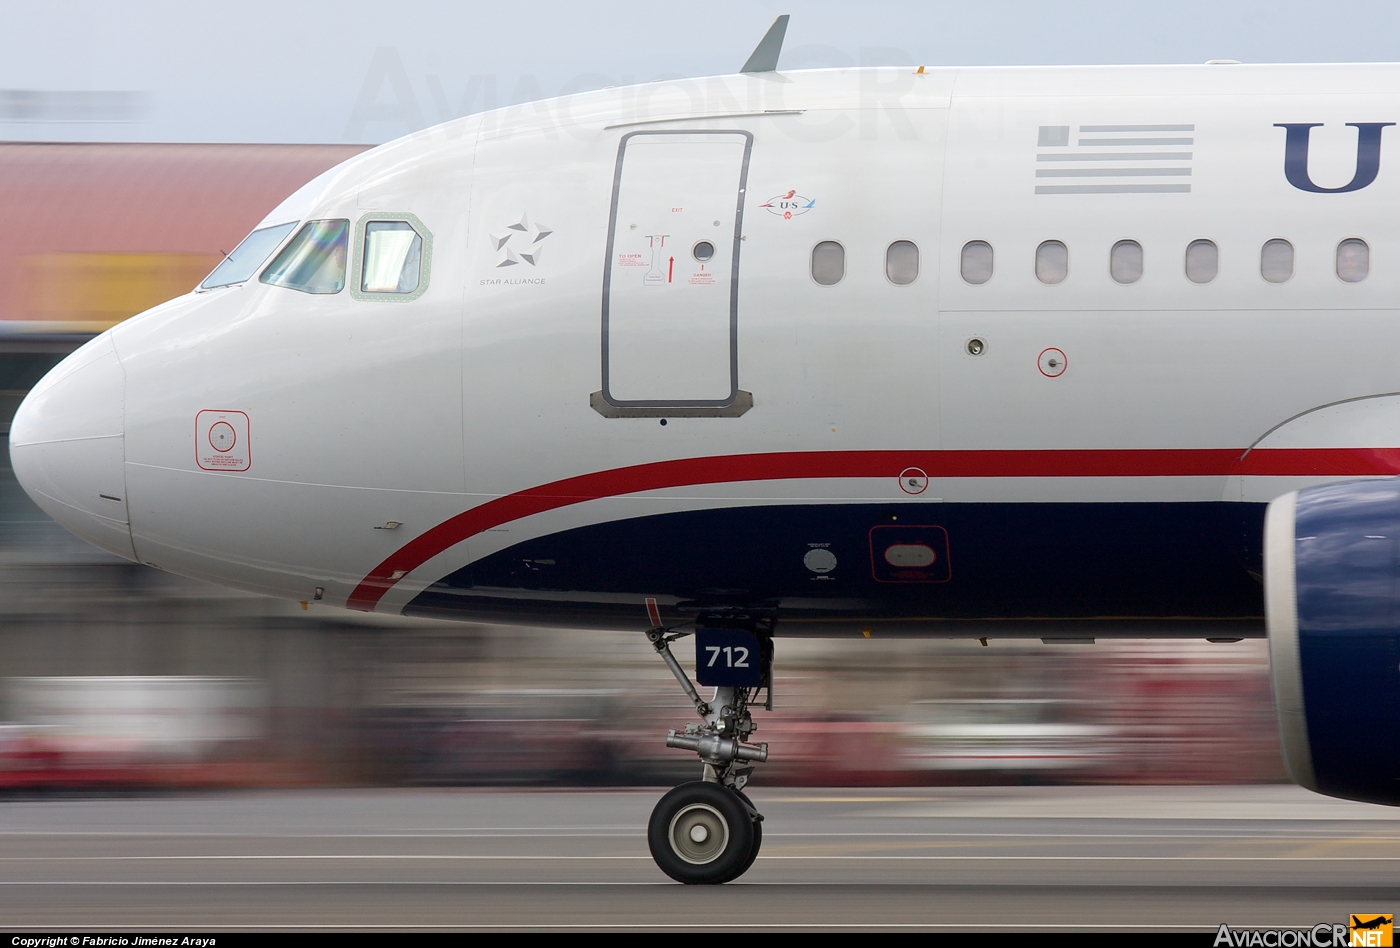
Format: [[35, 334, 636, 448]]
[[868, 525, 951, 584], [195, 410, 250, 472]]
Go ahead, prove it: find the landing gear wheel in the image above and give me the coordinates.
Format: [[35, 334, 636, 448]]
[[648, 782, 755, 884]]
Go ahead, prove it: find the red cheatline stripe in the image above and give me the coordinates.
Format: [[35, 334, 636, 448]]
[[346, 447, 1400, 611]]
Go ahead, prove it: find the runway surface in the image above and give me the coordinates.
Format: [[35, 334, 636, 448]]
[[0, 784, 1396, 931]]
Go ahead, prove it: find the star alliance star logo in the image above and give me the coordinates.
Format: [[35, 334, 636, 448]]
[[493, 213, 553, 267]]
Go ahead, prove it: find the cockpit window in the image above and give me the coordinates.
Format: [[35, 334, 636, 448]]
[[259, 219, 349, 294], [361, 221, 422, 294], [350, 213, 432, 302], [200, 221, 297, 289]]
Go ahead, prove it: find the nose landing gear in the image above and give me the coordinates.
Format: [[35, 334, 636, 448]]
[[644, 611, 772, 884]]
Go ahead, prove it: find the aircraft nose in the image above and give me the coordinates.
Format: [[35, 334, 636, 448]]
[[8, 334, 136, 560]]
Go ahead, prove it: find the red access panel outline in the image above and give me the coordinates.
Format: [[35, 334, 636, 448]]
[[195, 410, 250, 472]]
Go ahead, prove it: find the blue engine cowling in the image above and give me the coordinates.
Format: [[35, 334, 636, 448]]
[[1265, 479, 1400, 805]]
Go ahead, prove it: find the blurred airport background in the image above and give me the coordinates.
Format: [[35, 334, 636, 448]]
[[0, 143, 1287, 790]]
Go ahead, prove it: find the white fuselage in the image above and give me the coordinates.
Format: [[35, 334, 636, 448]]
[[11, 63, 1400, 634]]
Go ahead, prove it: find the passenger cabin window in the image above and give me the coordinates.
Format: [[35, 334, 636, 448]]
[[260, 219, 349, 294], [811, 241, 845, 285], [1337, 238, 1369, 283], [202, 222, 297, 289], [1110, 240, 1143, 284], [885, 240, 919, 285], [361, 221, 423, 294], [1261, 239, 1294, 284], [1035, 240, 1068, 285], [1185, 239, 1218, 284], [960, 240, 993, 285]]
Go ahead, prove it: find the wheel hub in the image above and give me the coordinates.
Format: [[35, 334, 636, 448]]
[[668, 803, 729, 864]]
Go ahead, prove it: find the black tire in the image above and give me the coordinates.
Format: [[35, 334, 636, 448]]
[[647, 782, 756, 884], [724, 790, 763, 882]]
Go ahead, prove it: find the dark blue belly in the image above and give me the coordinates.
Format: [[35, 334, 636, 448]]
[[405, 501, 1266, 637]]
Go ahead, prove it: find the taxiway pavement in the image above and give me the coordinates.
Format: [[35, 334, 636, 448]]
[[0, 785, 1394, 931]]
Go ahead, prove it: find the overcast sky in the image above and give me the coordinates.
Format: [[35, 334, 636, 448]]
[[3, 1, 1399, 144]]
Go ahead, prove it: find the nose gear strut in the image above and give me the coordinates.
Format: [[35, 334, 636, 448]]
[[643, 602, 771, 884]]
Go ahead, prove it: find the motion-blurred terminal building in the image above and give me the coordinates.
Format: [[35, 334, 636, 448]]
[[0, 143, 366, 428]]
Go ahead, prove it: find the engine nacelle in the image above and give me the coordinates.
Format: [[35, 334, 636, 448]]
[[1265, 479, 1400, 805]]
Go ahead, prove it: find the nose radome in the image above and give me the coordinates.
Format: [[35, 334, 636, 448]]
[[9, 333, 136, 561]]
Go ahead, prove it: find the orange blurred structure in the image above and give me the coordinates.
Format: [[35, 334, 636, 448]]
[[0, 143, 368, 332]]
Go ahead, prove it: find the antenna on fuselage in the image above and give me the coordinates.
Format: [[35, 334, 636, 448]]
[[740, 14, 789, 73]]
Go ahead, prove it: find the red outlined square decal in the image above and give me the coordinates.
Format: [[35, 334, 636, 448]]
[[196, 410, 250, 472]]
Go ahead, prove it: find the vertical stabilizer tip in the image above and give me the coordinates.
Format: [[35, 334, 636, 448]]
[[741, 15, 790, 73]]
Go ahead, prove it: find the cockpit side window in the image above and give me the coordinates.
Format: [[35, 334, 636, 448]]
[[350, 213, 432, 302], [200, 221, 297, 289], [362, 222, 422, 293], [259, 219, 349, 294]]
